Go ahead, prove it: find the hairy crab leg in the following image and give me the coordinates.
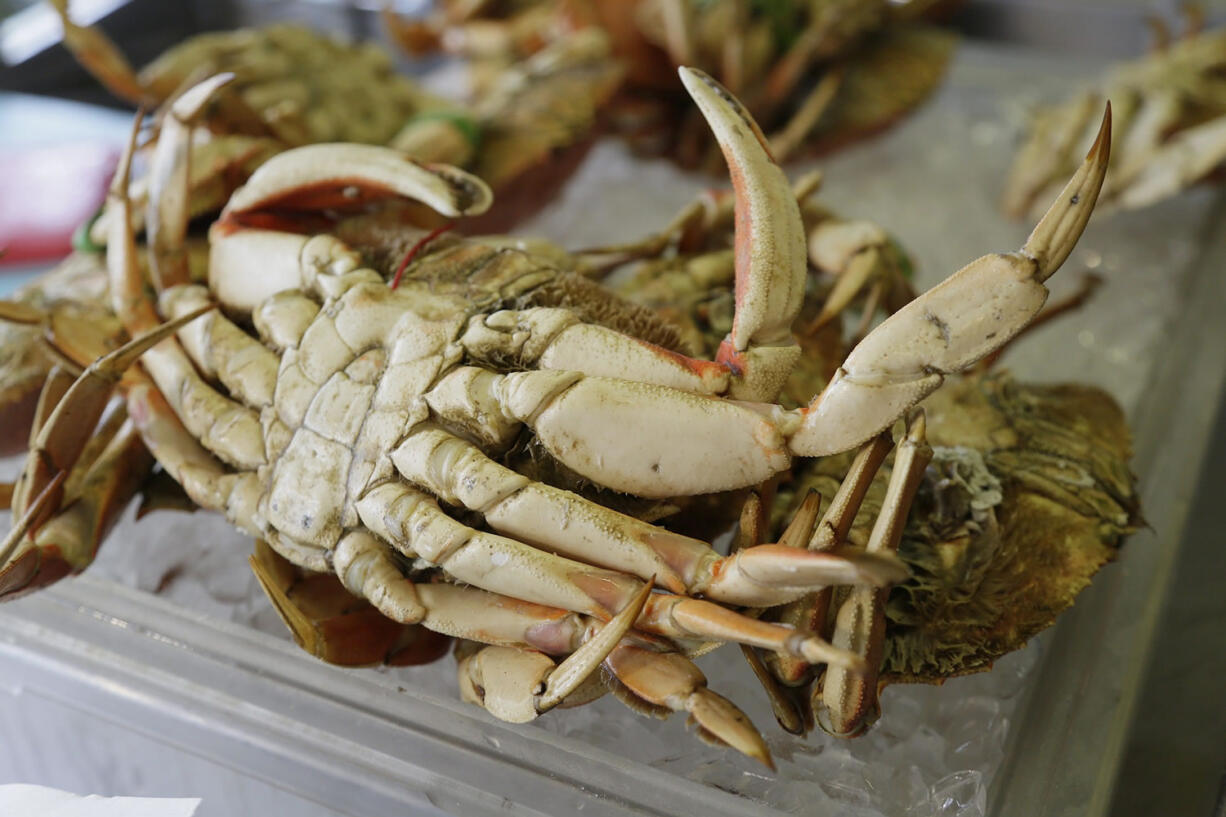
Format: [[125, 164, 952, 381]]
[[815, 412, 932, 737]]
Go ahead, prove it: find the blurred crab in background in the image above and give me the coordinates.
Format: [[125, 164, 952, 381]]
[[52, 0, 624, 242], [1003, 7, 1226, 217], [387, 0, 961, 169]]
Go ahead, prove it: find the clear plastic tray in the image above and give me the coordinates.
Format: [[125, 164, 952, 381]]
[[3, 41, 1226, 817]]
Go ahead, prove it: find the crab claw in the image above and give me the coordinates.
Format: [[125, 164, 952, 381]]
[[790, 104, 1111, 457], [219, 143, 494, 222], [207, 143, 494, 313], [678, 66, 808, 401]]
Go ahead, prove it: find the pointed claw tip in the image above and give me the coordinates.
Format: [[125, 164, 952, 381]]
[[1087, 101, 1112, 164]]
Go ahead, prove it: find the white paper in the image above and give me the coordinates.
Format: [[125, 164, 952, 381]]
[[0, 784, 201, 817]]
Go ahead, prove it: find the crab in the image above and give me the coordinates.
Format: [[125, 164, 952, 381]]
[[603, 179, 1136, 738], [52, 3, 623, 245], [1, 64, 1110, 764], [387, 0, 959, 168], [1003, 11, 1226, 217]]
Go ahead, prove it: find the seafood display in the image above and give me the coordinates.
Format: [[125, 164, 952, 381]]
[[388, 0, 959, 169], [1003, 14, 1226, 217], [0, 55, 1129, 767]]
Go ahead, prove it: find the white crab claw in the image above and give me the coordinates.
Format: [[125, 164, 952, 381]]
[[790, 104, 1112, 457], [221, 143, 493, 219]]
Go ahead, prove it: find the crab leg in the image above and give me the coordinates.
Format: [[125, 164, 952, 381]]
[[765, 432, 895, 690], [1116, 114, 1226, 210], [604, 643, 773, 768], [459, 636, 772, 767], [48, 0, 147, 104], [456, 581, 652, 722], [391, 426, 905, 604], [439, 84, 1110, 492], [0, 422, 152, 599], [816, 412, 932, 737], [11, 305, 211, 537], [0, 368, 154, 599], [146, 74, 236, 291], [354, 478, 868, 666]]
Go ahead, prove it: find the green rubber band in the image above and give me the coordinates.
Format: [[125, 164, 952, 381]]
[[72, 207, 106, 254], [404, 109, 482, 152]]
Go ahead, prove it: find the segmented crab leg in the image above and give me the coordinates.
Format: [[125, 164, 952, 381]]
[[10, 305, 211, 539], [122, 352, 869, 671], [605, 643, 773, 768], [146, 74, 235, 291], [0, 422, 152, 599], [456, 581, 652, 723], [737, 490, 820, 736], [355, 478, 871, 667], [804, 218, 906, 334], [1115, 114, 1226, 210], [816, 412, 932, 737], [765, 431, 895, 692], [391, 426, 904, 604]]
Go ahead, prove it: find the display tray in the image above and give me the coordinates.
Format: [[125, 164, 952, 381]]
[[3, 41, 1226, 817]]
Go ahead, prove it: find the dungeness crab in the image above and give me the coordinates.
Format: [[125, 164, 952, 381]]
[[1, 64, 1116, 764]]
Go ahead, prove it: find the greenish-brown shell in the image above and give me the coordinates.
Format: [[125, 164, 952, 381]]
[[771, 372, 1138, 683]]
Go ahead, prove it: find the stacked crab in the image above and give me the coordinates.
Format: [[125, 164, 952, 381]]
[[0, 34, 1137, 766], [1004, 13, 1226, 217], [387, 0, 960, 169]]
